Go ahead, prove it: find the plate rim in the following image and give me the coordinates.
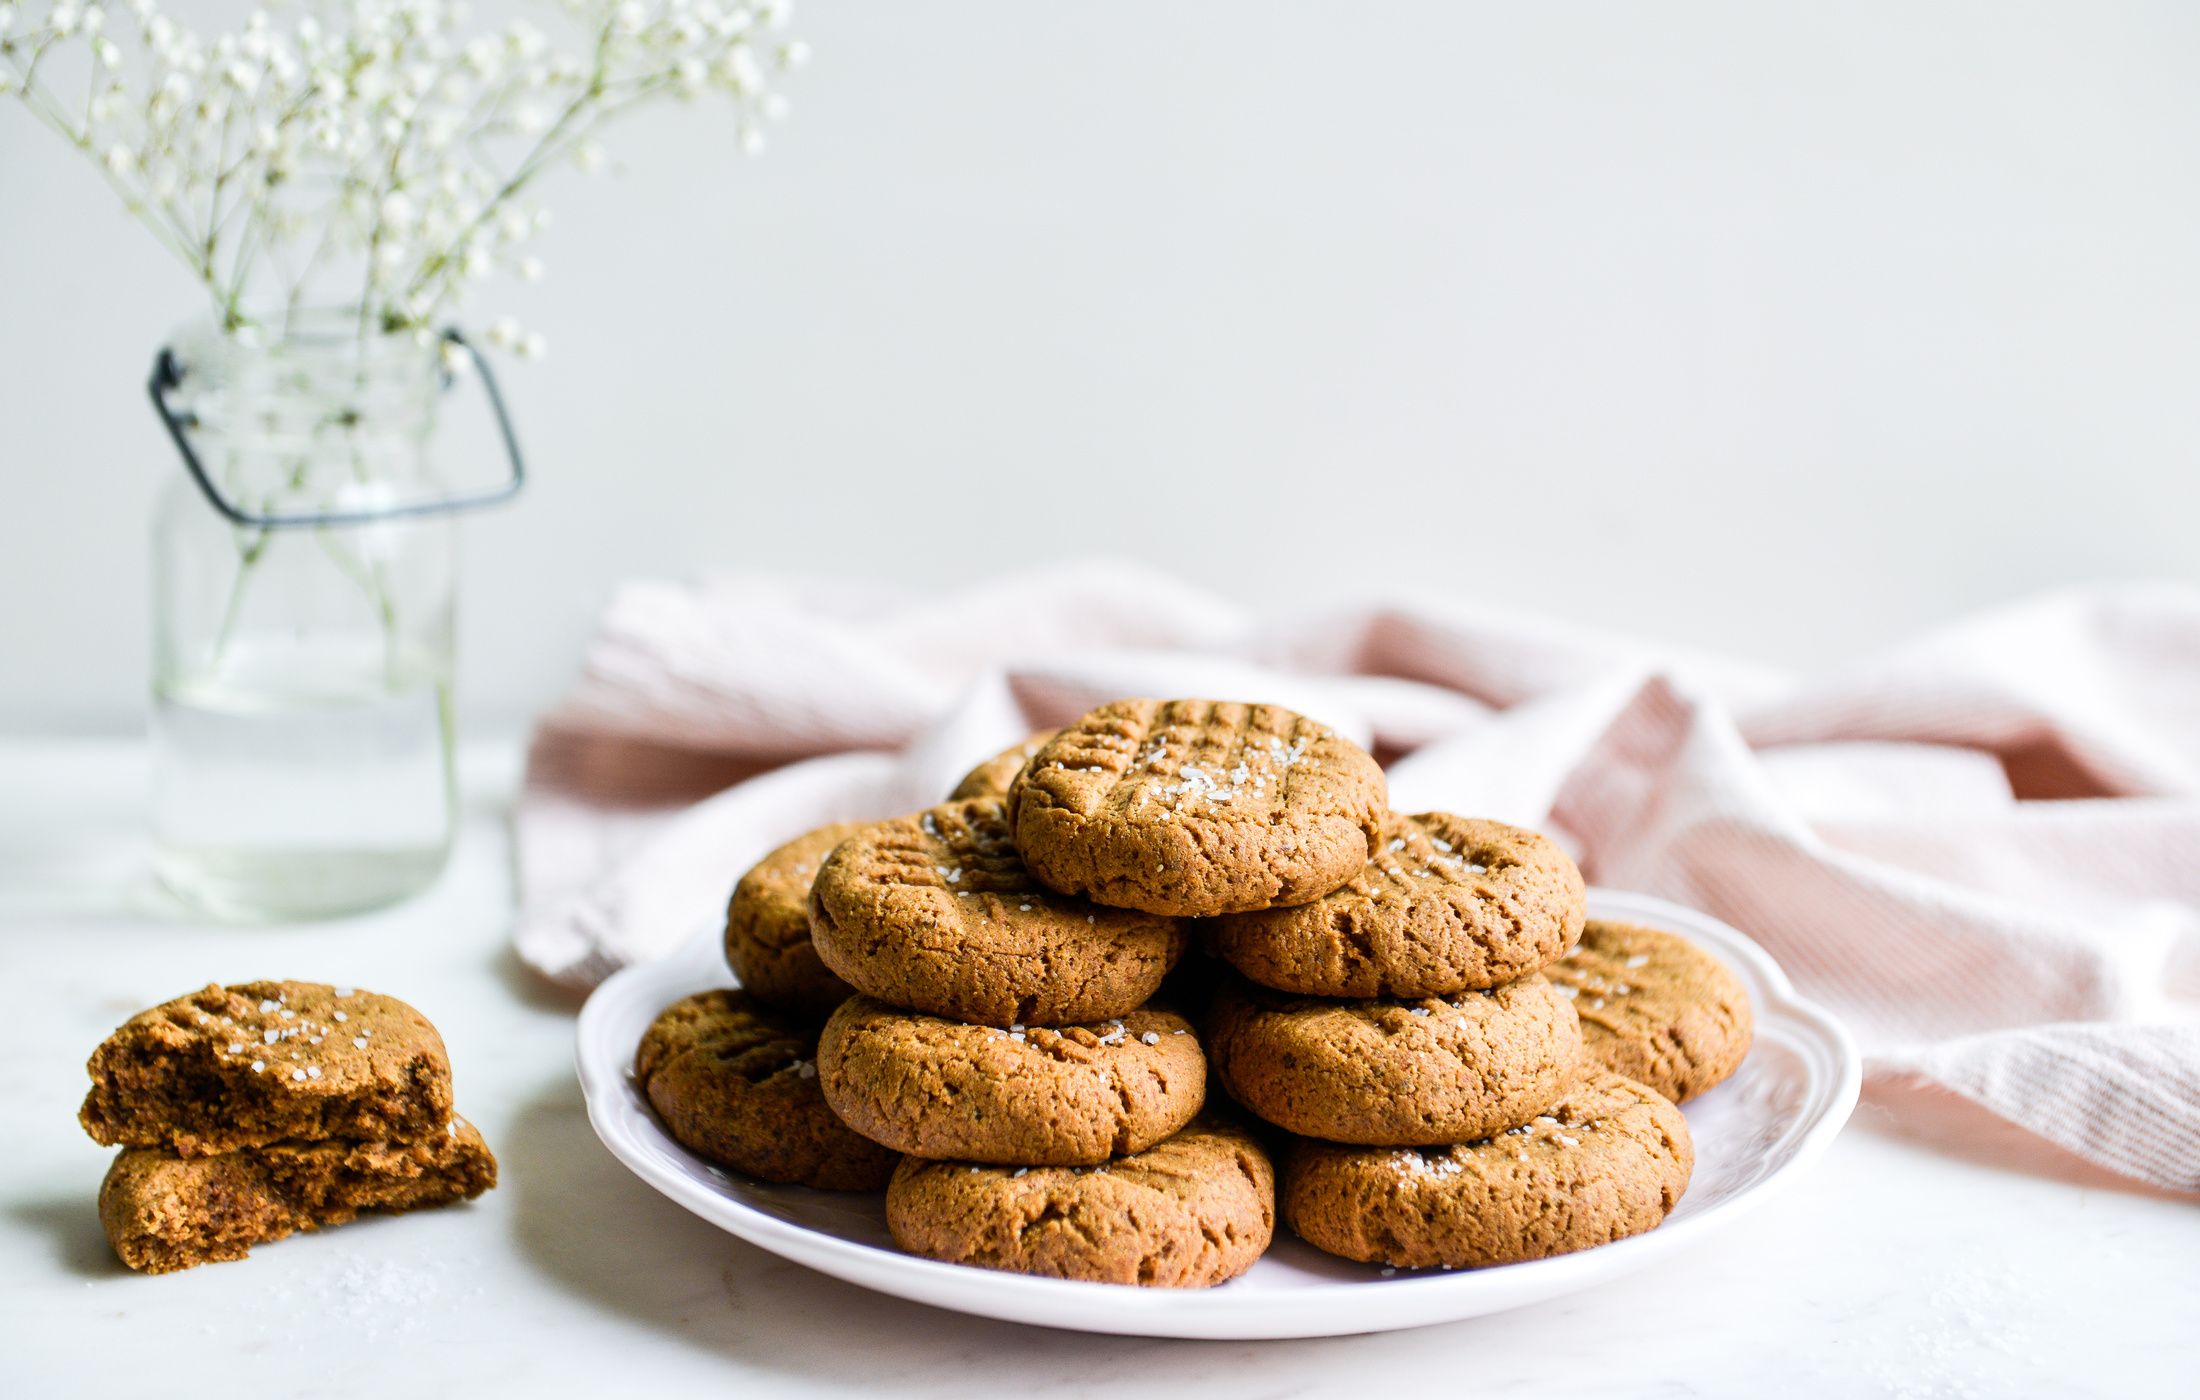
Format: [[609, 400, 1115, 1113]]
[[574, 887, 1861, 1338]]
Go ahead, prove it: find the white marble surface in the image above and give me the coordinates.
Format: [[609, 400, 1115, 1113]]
[[3, 736, 2193, 1399]]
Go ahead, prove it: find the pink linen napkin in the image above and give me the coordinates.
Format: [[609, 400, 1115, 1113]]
[[516, 561, 2200, 1192]]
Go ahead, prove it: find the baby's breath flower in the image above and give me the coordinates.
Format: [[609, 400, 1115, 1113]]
[[3, 0, 803, 347]]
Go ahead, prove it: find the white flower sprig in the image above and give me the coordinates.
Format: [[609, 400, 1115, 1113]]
[[0, 0, 806, 350]]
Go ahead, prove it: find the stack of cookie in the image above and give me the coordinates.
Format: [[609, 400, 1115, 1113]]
[[804, 793, 1277, 1288], [81, 981, 497, 1273], [1199, 813, 1703, 1270], [641, 696, 1752, 1287]]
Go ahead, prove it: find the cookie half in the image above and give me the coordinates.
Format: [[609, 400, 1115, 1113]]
[[635, 990, 898, 1191], [1008, 699, 1386, 917], [818, 997, 1205, 1165], [1209, 813, 1586, 998], [724, 821, 865, 1018], [1281, 1071, 1692, 1270], [1206, 975, 1582, 1146], [948, 729, 1062, 801], [808, 798, 1187, 1027], [81, 982, 453, 1158], [886, 1117, 1275, 1287], [99, 1118, 498, 1274], [1546, 919, 1753, 1103]]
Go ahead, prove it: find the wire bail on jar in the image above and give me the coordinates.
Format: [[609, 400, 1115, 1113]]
[[147, 327, 527, 530]]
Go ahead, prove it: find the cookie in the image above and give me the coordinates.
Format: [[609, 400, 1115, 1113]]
[[1208, 814, 1585, 998], [635, 990, 898, 1191], [724, 821, 865, 1018], [818, 997, 1205, 1165], [948, 729, 1062, 801], [1281, 1071, 1692, 1270], [1007, 699, 1387, 917], [807, 798, 1187, 1027], [886, 1117, 1275, 1287], [1546, 920, 1753, 1103], [98, 1118, 498, 1274], [1205, 975, 1582, 1146], [81, 982, 453, 1158]]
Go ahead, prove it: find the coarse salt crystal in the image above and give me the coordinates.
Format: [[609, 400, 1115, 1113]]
[[292, 1069, 307, 1081], [259, 999, 280, 1013], [250, 1060, 265, 1073], [1626, 955, 1649, 969], [263, 1028, 280, 1044], [333, 1011, 347, 1022], [1139, 1031, 1160, 1045], [354, 1036, 369, 1049], [227, 1044, 243, 1055], [306, 1065, 321, 1079]]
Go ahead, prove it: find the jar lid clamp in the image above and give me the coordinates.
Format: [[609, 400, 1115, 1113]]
[[148, 327, 527, 530]]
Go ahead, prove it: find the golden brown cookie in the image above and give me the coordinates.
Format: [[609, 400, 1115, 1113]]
[[724, 821, 865, 1018], [81, 982, 453, 1158], [886, 1117, 1275, 1287], [1281, 1071, 1692, 1270], [1546, 919, 1753, 1103], [1007, 699, 1387, 917], [1206, 975, 1582, 1146], [948, 729, 1062, 801], [635, 990, 898, 1191], [818, 997, 1205, 1165], [1208, 814, 1586, 998], [98, 1118, 498, 1274], [807, 798, 1187, 1027]]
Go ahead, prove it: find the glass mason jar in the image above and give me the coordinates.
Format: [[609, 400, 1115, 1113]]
[[147, 312, 516, 920]]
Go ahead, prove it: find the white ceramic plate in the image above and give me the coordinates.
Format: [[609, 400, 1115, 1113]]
[[576, 889, 1859, 1339]]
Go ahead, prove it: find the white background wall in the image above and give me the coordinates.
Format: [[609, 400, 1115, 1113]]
[[4, 2, 2197, 731]]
